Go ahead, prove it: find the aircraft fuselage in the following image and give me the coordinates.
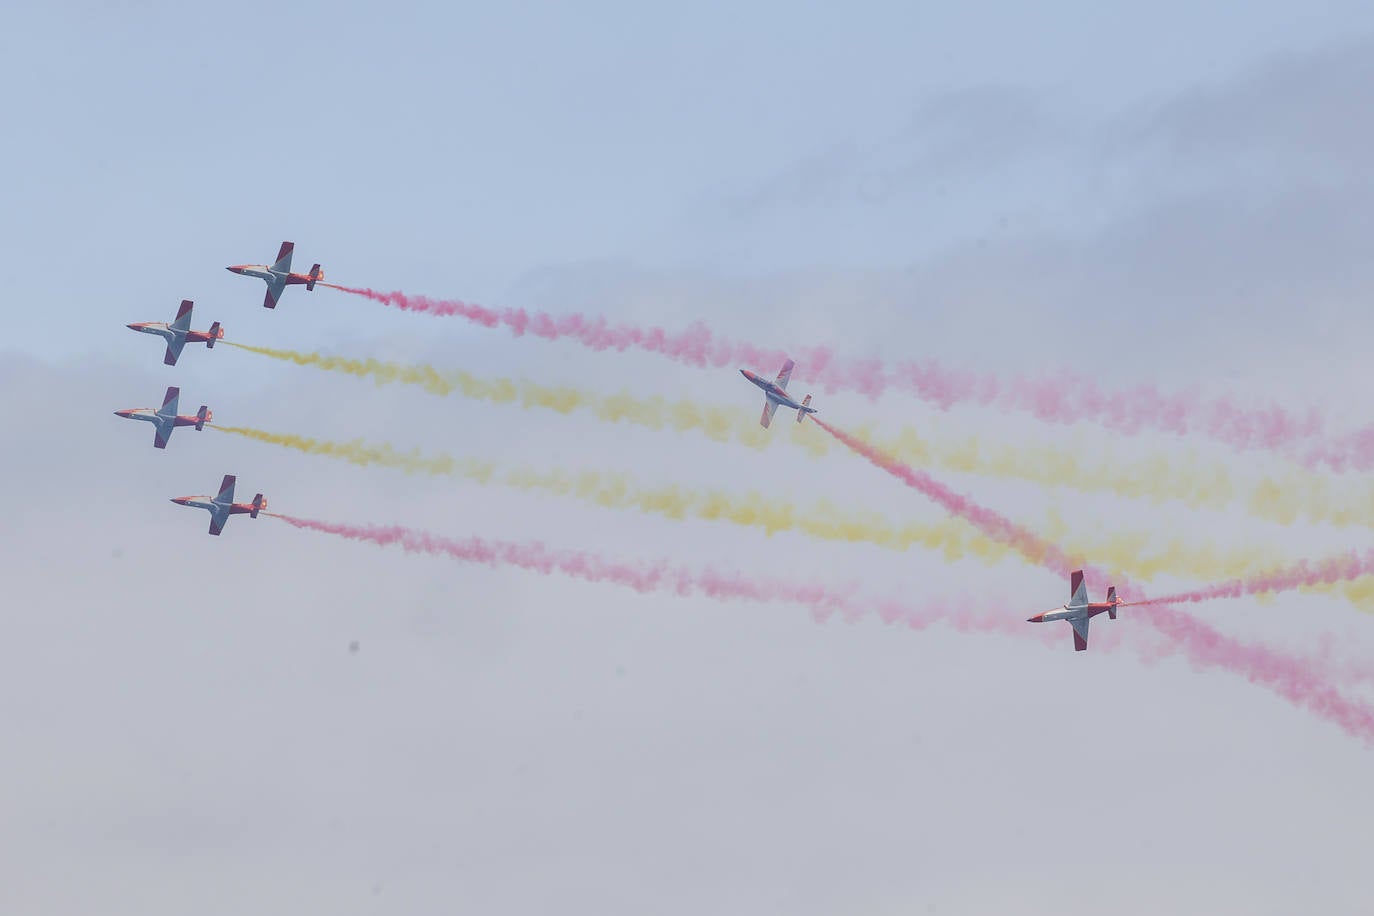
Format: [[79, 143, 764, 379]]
[[740, 369, 808, 412]]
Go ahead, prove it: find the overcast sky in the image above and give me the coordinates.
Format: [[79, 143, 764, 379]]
[[3, 2, 1374, 913]]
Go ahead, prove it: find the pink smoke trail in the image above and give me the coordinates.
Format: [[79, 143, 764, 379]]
[[271, 513, 1374, 698], [809, 418, 1078, 572], [267, 512, 1030, 637], [1127, 550, 1374, 607], [810, 418, 1374, 743], [323, 283, 1341, 463]]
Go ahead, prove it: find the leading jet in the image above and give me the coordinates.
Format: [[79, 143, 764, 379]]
[[739, 359, 817, 428], [227, 240, 324, 309], [170, 474, 267, 536], [115, 386, 211, 449], [127, 300, 223, 366], [1026, 570, 1122, 651]]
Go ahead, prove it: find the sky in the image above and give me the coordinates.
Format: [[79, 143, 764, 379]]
[[3, 1, 1374, 913]]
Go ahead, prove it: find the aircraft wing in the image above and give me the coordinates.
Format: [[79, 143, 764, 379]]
[[263, 277, 287, 309], [154, 422, 172, 450], [1070, 616, 1090, 652], [271, 241, 295, 274], [157, 386, 180, 419], [760, 399, 779, 429], [163, 336, 186, 366], [1069, 569, 1088, 608], [208, 512, 227, 536], [170, 300, 194, 333], [774, 359, 795, 392], [216, 474, 237, 504]]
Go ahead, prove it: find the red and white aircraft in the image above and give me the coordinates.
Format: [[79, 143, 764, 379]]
[[739, 359, 817, 428], [127, 300, 223, 366], [1027, 570, 1122, 651], [170, 474, 266, 536], [115, 386, 211, 449], [227, 241, 323, 309]]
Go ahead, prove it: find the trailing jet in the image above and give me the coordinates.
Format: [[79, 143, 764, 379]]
[[1027, 570, 1122, 652], [227, 240, 323, 309], [127, 300, 223, 366], [170, 474, 267, 536], [739, 359, 817, 428], [114, 386, 211, 449]]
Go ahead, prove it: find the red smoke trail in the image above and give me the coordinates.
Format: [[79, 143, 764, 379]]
[[808, 418, 1077, 572], [272, 513, 1374, 701], [1127, 550, 1374, 607], [810, 418, 1374, 742], [323, 283, 1338, 463], [268, 512, 1032, 637]]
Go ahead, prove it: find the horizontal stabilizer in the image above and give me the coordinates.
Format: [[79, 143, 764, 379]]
[[251, 493, 266, 518], [307, 263, 322, 290], [207, 321, 221, 346], [196, 406, 210, 431]]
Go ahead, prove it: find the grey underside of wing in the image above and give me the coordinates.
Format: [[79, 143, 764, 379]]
[[761, 399, 779, 428], [1069, 616, 1090, 642]]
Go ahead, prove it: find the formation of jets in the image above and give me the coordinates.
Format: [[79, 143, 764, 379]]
[[118, 240, 1125, 647], [120, 242, 324, 535]]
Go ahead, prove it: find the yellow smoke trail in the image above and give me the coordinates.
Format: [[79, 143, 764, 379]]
[[226, 341, 1374, 528], [213, 424, 1374, 609]]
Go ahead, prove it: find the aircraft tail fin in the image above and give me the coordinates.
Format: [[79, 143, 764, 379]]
[[797, 394, 813, 422], [271, 241, 295, 274], [1107, 586, 1118, 620], [196, 406, 211, 431], [251, 494, 266, 518], [207, 321, 222, 347], [307, 263, 322, 291]]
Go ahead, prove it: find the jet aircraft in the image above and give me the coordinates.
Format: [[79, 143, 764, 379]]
[[170, 474, 266, 536], [739, 359, 817, 428], [127, 300, 223, 366], [1027, 570, 1122, 651], [227, 240, 323, 309], [115, 386, 211, 449]]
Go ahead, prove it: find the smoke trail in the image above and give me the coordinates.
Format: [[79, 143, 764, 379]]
[[223, 341, 776, 451], [266, 512, 1031, 637], [809, 419, 1074, 570], [214, 424, 1321, 590], [229, 341, 1374, 524], [1128, 550, 1374, 607], [811, 417, 1374, 742], [323, 283, 1347, 465]]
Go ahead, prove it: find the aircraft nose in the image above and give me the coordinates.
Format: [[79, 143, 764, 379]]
[[126, 323, 139, 330], [739, 369, 751, 379], [114, 409, 131, 418]]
